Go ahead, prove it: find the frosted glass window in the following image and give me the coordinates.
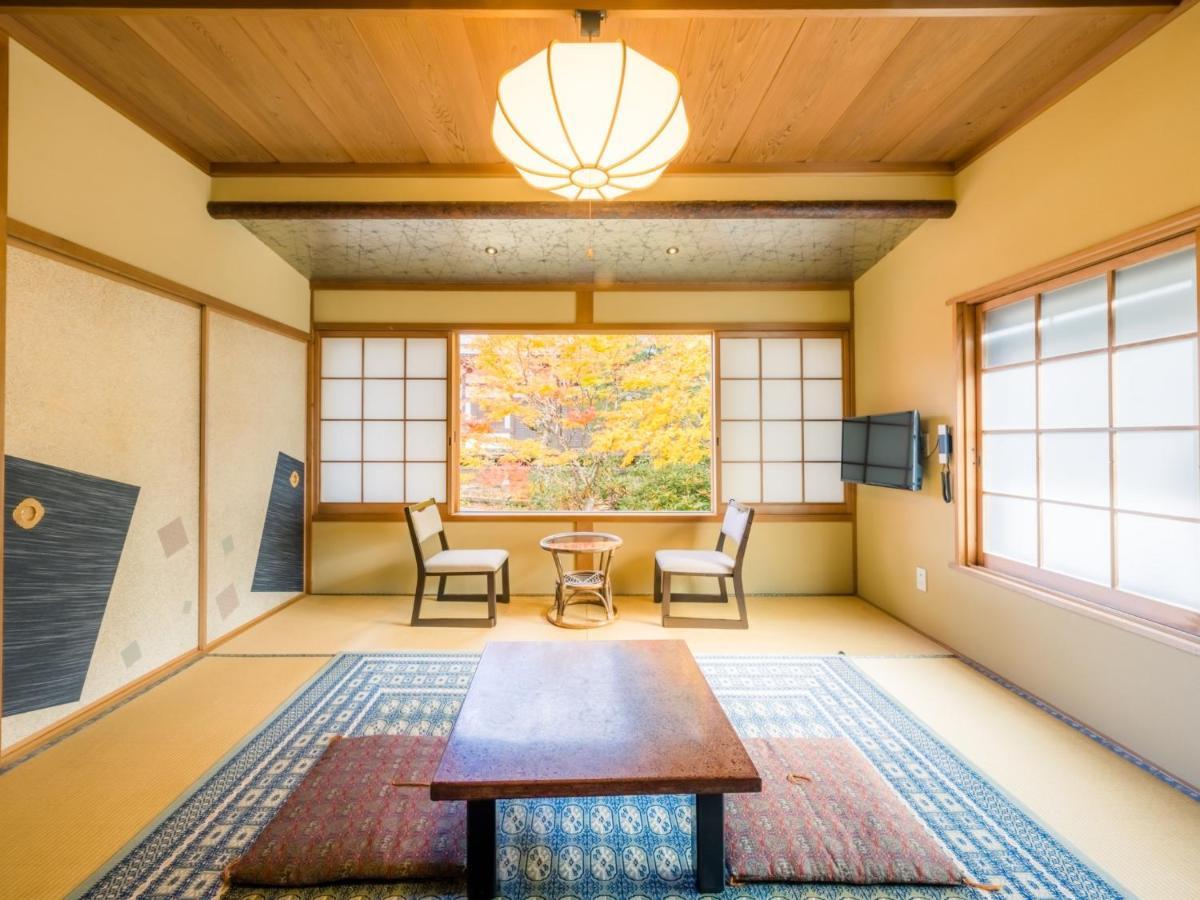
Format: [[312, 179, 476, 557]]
[[804, 463, 844, 503], [321, 338, 361, 377], [981, 432, 1037, 498], [719, 339, 759, 378], [721, 421, 760, 462], [321, 462, 361, 502], [982, 298, 1035, 368], [1113, 339, 1198, 427], [406, 462, 447, 503], [721, 380, 759, 419], [1114, 248, 1197, 346], [321, 379, 361, 419], [722, 462, 761, 503], [1039, 432, 1110, 507], [982, 494, 1037, 565], [1039, 354, 1108, 429], [363, 421, 404, 461], [1117, 514, 1200, 610], [763, 421, 804, 462], [761, 380, 802, 419], [761, 339, 801, 377], [407, 338, 447, 377], [406, 379, 447, 420], [981, 366, 1035, 430], [1039, 277, 1108, 358], [802, 380, 843, 420], [363, 463, 405, 502], [1042, 503, 1111, 586], [321, 421, 361, 461], [407, 421, 447, 462], [1115, 431, 1200, 517], [802, 339, 842, 378], [762, 463, 803, 502], [803, 421, 841, 462], [363, 380, 405, 420]]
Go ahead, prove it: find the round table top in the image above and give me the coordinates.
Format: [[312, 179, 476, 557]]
[[539, 531, 623, 553]]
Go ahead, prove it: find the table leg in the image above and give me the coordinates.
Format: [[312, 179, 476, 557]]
[[694, 793, 725, 893], [467, 798, 497, 900]]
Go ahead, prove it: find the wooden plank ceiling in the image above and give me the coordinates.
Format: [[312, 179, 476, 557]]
[[0, 8, 1164, 171]]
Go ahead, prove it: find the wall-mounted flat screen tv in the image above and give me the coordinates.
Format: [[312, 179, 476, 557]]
[[841, 411, 922, 492]]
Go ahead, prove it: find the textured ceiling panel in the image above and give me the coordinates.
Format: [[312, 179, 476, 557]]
[[236, 217, 925, 284]]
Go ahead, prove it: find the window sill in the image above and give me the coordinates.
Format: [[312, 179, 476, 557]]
[[312, 507, 853, 524], [948, 563, 1200, 658]]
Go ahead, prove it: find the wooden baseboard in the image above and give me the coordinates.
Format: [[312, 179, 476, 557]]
[[0, 647, 203, 766], [0, 592, 307, 766], [202, 592, 306, 652]]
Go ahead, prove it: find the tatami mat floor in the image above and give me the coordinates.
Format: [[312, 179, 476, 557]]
[[1, 593, 1197, 899]]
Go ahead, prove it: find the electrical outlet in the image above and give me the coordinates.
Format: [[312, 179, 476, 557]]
[[915, 567, 928, 592]]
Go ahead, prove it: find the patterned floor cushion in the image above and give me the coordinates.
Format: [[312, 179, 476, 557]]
[[726, 737, 965, 885], [224, 734, 465, 886]]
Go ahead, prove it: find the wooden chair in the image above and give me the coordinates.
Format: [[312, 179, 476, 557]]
[[654, 500, 754, 629], [404, 499, 509, 628]]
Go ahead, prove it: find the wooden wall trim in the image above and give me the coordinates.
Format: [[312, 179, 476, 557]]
[[209, 199, 958, 221], [211, 161, 959, 177], [945, 203, 1200, 307], [0, 0, 1177, 14], [6, 219, 309, 341], [203, 592, 305, 652], [0, 35, 8, 746], [313, 320, 853, 333], [311, 280, 853, 292], [197, 308, 209, 650]]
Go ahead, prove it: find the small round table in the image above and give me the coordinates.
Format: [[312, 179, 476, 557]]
[[539, 532, 622, 629]]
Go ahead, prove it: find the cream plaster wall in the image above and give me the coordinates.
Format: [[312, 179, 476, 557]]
[[312, 519, 854, 598], [853, 5, 1200, 787], [7, 42, 309, 332], [3, 248, 200, 749], [595, 291, 850, 324], [205, 313, 308, 642], [315, 290, 575, 324]]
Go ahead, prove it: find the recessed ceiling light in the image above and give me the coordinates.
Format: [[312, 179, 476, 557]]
[[484, 246, 499, 255], [665, 246, 680, 256]]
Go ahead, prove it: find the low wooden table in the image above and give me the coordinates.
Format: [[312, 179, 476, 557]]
[[431, 640, 761, 899]]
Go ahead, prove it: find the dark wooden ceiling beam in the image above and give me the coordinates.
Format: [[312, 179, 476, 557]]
[[0, 0, 1177, 15], [207, 199, 957, 219]]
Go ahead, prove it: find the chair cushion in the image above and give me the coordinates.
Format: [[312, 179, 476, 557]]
[[424, 548, 508, 573], [655, 549, 736, 576], [225, 735, 465, 886]]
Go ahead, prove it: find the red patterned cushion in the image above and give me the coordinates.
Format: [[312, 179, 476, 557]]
[[726, 738, 962, 885], [225, 735, 465, 886]]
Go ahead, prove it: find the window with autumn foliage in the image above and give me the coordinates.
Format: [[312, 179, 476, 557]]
[[458, 333, 714, 513]]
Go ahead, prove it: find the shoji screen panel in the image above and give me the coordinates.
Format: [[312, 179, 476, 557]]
[[319, 336, 448, 505], [3, 246, 200, 750], [718, 334, 847, 508], [205, 313, 307, 643]]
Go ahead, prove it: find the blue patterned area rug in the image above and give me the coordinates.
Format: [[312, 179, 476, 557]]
[[73, 653, 1126, 900]]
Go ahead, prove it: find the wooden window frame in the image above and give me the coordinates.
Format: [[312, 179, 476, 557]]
[[313, 322, 853, 523], [955, 225, 1200, 642]]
